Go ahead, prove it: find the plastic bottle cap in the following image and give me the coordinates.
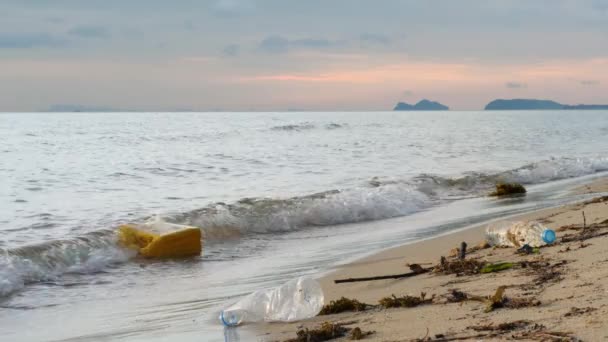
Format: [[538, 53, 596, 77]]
[[220, 311, 238, 327], [541, 229, 556, 244]]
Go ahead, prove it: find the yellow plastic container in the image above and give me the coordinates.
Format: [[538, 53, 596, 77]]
[[118, 224, 202, 258]]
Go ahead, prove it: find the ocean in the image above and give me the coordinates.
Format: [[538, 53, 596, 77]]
[[1, 111, 608, 341]]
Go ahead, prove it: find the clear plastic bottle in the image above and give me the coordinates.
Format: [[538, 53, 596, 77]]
[[219, 276, 324, 326], [486, 221, 555, 247]]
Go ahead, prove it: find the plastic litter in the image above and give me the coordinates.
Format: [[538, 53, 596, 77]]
[[117, 217, 202, 258], [485, 221, 556, 248], [219, 276, 324, 326]]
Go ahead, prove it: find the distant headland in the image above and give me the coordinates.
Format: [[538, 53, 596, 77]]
[[485, 99, 608, 110], [393, 99, 449, 111]]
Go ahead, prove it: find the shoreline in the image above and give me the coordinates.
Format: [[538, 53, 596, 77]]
[[255, 177, 608, 341]]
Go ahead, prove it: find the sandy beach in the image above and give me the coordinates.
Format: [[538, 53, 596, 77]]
[[256, 177, 608, 341]]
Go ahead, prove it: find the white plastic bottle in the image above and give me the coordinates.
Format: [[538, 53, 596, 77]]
[[219, 276, 324, 326]]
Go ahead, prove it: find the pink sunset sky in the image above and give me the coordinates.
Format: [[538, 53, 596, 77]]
[[1, 0, 607, 111]]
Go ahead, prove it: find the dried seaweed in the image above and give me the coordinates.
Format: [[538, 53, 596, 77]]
[[523, 260, 566, 285], [433, 258, 486, 276], [446, 289, 468, 303], [379, 292, 434, 308], [349, 327, 374, 340], [468, 320, 530, 332], [564, 306, 597, 317], [445, 286, 540, 313], [489, 182, 527, 197], [285, 323, 374, 342], [513, 329, 580, 341], [319, 297, 371, 315], [285, 322, 349, 342], [414, 321, 579, 341], [583, 195, 608, 204]]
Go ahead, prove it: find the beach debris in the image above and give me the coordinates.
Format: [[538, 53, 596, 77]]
[[349, 327, 374, 340], [564, 306, 597, 317], [514, 328, 580, 341], [285, 322, 373, 342], [446, 289, 469, 303], [220, 277, 324, 326], [467, 320, 530, 332], [560, 220, 608, 243], [518, 259, 566, 286], [444, 286, 540, 313], [584, 195, 608, 204], [582, 211, 586, 230], [418, 321, 580, 341], [285, 322, 348, 342], [318, 297, 370, 315], [449, 241, 491, 259], [458, 242, 467, 260], [489, 182, 526, 197], [480, 262, 515, 273], [378, 292, 434, 309], [433, 258, 486, 276], [408, 263, 427, 274], [486, 221, 554, 248], [334, 266, 431, 284], [516, 244, 538, 255]]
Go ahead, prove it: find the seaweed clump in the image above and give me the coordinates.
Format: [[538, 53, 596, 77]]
[[378, 292, 434, 309], [489, 182, 527, 197], [434, 258, 486, 276], [468, 320, 530, 332], [285, 322, 374, 342], [319, 297, 370, 315], [286, 322, 348, 342], [446, 286, 540, 313], [349, 327, 374, 340]]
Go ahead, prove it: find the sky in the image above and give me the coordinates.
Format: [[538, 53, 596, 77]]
[[1, 0, 607, 111]]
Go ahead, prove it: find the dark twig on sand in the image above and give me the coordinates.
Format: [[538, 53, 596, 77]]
[[334, 265, 430, 284]]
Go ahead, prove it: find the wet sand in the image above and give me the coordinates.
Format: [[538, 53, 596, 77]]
[[256, 177, 608, 341]]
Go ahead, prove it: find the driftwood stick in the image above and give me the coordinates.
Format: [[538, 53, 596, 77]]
[[459, 242, 468, 260], [334, 269, 430, 284], [582, 211, 586, 230]]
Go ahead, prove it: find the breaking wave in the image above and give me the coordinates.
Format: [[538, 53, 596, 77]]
[[2, 156, 607, 297], [0, 230, 134, 297]]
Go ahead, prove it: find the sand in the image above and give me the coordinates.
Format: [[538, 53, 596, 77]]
[[255, 177, 608, 341]]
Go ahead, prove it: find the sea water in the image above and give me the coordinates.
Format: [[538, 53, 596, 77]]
[[1, 111, 608, 341]]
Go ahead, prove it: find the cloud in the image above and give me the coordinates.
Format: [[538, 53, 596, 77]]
[[258, 35, 343, 54], [580, 79, 600, 86], [0, 33, 65, 48], [222, 44, 240, 57], [211, 0, 254, 17], [359, 33, 391, 46], [402, 90, 414, 96], [258, 35, 289, 53], [291, 38, 337, 49], [505, 81, 527, 89], [68, 26, 110, 39]]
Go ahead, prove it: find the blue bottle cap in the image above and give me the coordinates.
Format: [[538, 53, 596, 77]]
[[541, 229, 556, 244], [220, 311, 238, 327]]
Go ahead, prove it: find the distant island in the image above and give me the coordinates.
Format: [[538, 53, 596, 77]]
[[394, 99, 449, 111], [485, 99, 608, 110]]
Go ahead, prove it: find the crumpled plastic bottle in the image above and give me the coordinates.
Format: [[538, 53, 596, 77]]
[[486, 221, 555, 248], [219, 276, 324, 326]]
